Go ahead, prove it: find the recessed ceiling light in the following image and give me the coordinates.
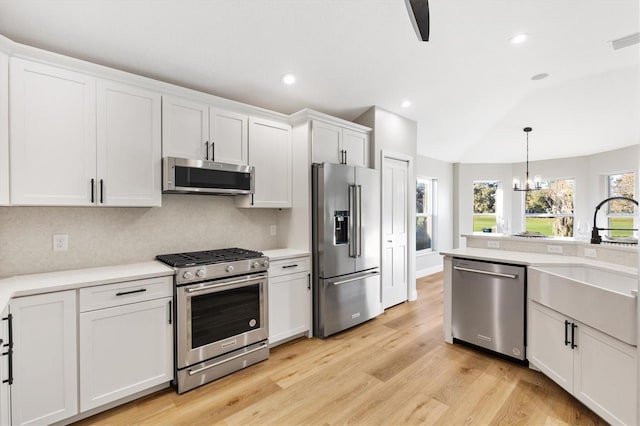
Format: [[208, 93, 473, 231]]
[[401, 100, 412, 108], [531, 73, 549, 81], [281, 73, 296, 85], [509, 34, 528, 45]]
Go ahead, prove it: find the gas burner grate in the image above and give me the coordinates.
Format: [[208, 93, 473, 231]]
[[156, 248, 264, 267]]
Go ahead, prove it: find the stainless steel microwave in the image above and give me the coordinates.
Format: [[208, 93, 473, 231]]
[[162, 157, 254, 195]]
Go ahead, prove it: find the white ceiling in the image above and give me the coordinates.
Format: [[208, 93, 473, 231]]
[[0, 0, 638, 163]]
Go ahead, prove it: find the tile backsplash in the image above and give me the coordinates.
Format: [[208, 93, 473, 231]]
[[0, 194, 279, 276]]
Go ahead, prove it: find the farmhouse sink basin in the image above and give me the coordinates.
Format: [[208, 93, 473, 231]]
[[528, 265, 637, 345]]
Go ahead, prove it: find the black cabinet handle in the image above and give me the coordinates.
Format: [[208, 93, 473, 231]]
[[205, 141, 209, 160], [115, 288, 147, 297], [344, 149, 348, 164], [2, 314, 13, 385], [168, 300, 172, 325], [211, 142, 215, 162], [307, 274, 311, 290], [282, 264, 298, 269], [571, 323, 578, 349], [99, 179, 104, 204], [564, 320, 570, 346], [90, 178, 95, 203]]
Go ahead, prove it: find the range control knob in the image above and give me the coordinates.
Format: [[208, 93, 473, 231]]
[[183, 271, 193, 280], [262, 260, 269, 268], [252, 261, 260, 269], [225, 265, 234, 273], [196, 269, 205, 278]]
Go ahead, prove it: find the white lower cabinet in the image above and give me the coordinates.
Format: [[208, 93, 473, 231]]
[[529, 301, 636, 425], [10, 291, 78, 426], [0, 306, 11, 426], [79, 296, 173, 411], [268, 256, 311, 346]]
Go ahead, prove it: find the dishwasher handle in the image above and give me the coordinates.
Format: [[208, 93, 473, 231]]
[[453, 266, 518, 279]]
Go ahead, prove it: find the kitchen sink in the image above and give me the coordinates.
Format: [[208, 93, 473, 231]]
[[528, 265, 638, 345]]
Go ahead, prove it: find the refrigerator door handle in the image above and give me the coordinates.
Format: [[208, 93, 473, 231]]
[[349, 185, 357, 258], [332, 270, 380, 286], [355, 185, 362, 257]]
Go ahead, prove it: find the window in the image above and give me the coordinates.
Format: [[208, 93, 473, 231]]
[[607, 172, 635, 237], [473, 181, 497, 232], [525, 178, 575, 236], [416, 177, 437, 251]]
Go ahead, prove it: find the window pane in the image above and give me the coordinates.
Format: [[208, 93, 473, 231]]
[[473, 215, 496, 232], [416, 216, 432, 250], [416, 180, 425, 214], [525, 179, 574, 214], [608, 173, 635, 214], [473, 182, 496, 214], [609, 217, 634, 237], [526, 217, 574, 237]]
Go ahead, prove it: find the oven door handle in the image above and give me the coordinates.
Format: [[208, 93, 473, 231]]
[[187, 342, 268, 376], [185, 276, 263, 293]]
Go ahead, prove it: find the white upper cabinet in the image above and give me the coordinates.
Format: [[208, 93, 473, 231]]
[[311, 120, 370, 167], [97, 80, 161, 206], [161, 95, 209, 160], [0, 51, 9, 205], [236, 117, 291, 208], [10, 58, 97, 206], [10, 58, 162, 207], [162, 96, 248, 165], [210, 108, 248, 165]]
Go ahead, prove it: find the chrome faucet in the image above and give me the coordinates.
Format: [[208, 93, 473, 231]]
[[590, 196, 639, 244]]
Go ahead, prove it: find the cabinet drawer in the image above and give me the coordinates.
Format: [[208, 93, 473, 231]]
[[80, 276, 172, 312], [269, 257, 310, 278]]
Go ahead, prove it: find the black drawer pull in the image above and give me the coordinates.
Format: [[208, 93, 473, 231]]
[[571, 323, 578, 349], [564, 320, 570, 346], [115, 288, 147, 297], [282, 264, 299, 269]]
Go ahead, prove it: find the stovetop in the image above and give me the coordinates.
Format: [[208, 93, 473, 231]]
[[156, 248, 264, 268]]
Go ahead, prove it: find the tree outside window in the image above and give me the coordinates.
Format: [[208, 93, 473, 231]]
[[417, 177, 437, 251], [473, 181, 497, 232], [525, 179, 575, 236], [607, 172, 635, 237]]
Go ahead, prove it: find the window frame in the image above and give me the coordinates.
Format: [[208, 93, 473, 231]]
[[524, 177, 575, 237], [416, 176, 437, 253]]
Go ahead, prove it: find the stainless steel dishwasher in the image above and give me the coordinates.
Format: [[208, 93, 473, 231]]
[[452, 257, 526, 361]]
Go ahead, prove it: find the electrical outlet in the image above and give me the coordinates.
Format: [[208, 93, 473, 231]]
[[53, 234, 68, 251], [487, 240, 500, 248], [546, 245, 563, 254], [584, 248, 597, 258], [270, 225, 277, 236]]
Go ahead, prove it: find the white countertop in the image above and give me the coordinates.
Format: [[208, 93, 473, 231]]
[[262, 248, 310, 261], [0, 261, 175, 311], [441, 247, 638, 277]]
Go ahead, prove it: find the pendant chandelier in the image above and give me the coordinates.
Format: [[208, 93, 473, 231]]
[[513, 127, 542, 191]]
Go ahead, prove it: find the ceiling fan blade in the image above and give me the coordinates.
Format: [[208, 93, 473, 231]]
[[405, 0, 430, 42]]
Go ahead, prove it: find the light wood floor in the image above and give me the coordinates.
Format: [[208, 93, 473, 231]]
[[76, 273, 605, 425]]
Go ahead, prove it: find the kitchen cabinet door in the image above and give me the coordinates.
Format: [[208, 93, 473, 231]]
[[269, 271, 310, 345], [342, 128, 369, 167], [210, 108, 248, 165], [10, 58, 96, 205], [573, 322, 637, 426], [528, 301, 573, 393], [97, 80, 161, 207], [0, 306, 10, 426], [237, 117, 291, 208], [161, 95, 209, 160], [79, 297, 173, 411], [311, 120, 342, 164], [0, 51, 8, 205], [10, 291, 78, 426]]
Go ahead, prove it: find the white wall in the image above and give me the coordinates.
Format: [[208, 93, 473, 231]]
[[416, 155, 453, 277], [454, 144, 639, 246], [0, 195, 279, 276]]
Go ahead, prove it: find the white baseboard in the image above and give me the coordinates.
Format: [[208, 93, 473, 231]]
[[416, 264, 443, 278]]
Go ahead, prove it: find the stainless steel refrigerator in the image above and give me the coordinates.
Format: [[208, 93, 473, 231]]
[[312, 162, 382, 338]]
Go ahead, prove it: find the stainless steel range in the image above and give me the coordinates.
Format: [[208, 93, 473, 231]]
[[156, 248, 269, 394]]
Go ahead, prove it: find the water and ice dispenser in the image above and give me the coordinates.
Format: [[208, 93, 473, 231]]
[[334, 210, 349, 245]]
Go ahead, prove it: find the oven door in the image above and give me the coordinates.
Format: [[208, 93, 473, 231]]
[[176, 273, 268, 369]]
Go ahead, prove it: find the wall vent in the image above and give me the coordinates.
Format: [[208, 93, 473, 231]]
[[611, 32, 640, 50]]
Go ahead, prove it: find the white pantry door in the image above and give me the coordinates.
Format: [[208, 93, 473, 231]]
[[382, 157, 409, 309]]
